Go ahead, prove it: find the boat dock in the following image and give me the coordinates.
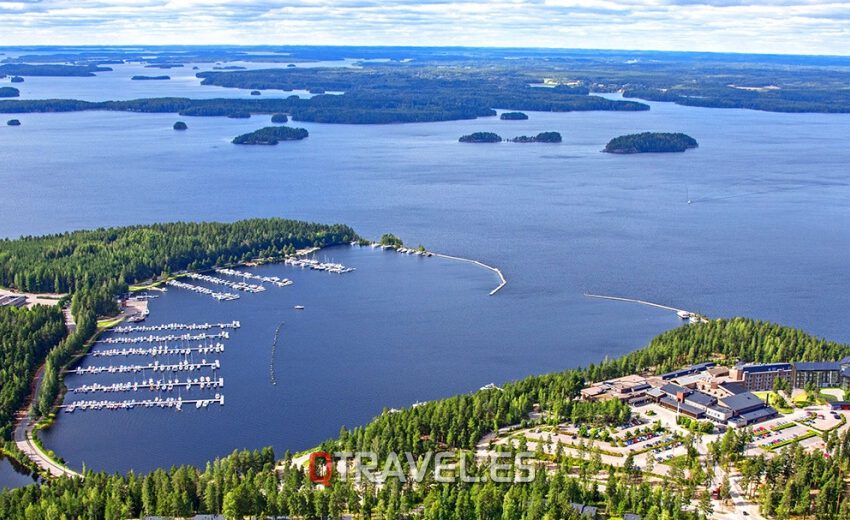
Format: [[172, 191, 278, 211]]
[[68, 359, 221, 375], [166, 279, 239, 301], [583, 293, 708, 322], [185, 272, 265, 293], [97, 331, 229, 345], [71, 376, 224, 394], [112, 320, 240, 334], [284, 256, 355, 273], [91, 342, 224, 358], [61, 394, 224, 413], [270, 321, 283, 385], [215, 268, 294, 287]]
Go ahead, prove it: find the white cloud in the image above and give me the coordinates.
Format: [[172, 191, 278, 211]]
[[0, 0, 848, 54]]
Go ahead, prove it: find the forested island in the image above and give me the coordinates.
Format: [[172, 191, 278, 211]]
[[173, 121, 188, 130], [10, 76, 23, 83], [250, 90, 261, 96], [271, 113, 288, 123], [0, 87, 19, 98], [6, 119, 20, 126], [0, 64, 112, 77], [131, 75, 170, 81], [232, 126, 309, 144], [459, 132, 502, 143], [604, 132, 698, 153], [500, 111, 528, 120], [510, 131, 562, 143]]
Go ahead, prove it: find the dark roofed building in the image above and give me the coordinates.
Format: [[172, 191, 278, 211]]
[[729, 362, 793, 392], [660, 362, 715, 381], [793, 361, 841, 389], [720, 391, 765, 414]]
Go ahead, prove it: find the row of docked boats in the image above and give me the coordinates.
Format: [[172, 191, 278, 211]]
[[97, 331, 229, 345], [71, 359, 221, 375], [185, 272, 266, 293], [63, 394, 224, 413], [91, 342, 225, 358], [284, 256, 355, 273], [113, 320, 240, 334], [166, 279, 239, 301], [71, 376, 224, 394], [214, 268, 294, 287]]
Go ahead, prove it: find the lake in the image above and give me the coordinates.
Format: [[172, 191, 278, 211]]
[[1, 71, 849, 475]]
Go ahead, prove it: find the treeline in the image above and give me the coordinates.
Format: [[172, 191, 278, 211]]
[[0, 64, 112, 77], [0, 305, 66, 438], [0, 445, 699, 520], [623, 85, 850, 114], [0, 218, 358, 296]]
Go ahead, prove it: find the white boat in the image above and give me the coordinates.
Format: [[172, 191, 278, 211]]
[[677, 311, 690, 320], [294, 305, 305, 310]]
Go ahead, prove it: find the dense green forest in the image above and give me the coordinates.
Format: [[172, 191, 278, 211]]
[[232, 126, 309, 145], [510, 132, 562, 143], [604, 133, 698, 154], [0, 219, 357, 297], [0, 87, 18, 98], [0, 305, 66, 439], [459, 132, 502, 143]]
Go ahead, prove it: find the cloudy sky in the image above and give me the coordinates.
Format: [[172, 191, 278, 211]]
[[0, 0, 848, 55]]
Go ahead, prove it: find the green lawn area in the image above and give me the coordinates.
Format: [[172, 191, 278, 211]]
[[753, 391, 794, 413], [96, 316, 124, 329]]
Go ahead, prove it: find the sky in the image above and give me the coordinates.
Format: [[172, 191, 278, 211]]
[[0, 0, 848, 55]]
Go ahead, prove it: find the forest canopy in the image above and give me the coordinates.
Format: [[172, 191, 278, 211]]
[[604, 132, 698, 153]]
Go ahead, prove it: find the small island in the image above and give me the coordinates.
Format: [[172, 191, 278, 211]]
[[459, 132, 502, 143], [271, 113, 288, 123], [232, 126, 309, 145], [10, 76, 24, 83], [250, 90, 261, 96], [0, 87, 19, 98], [500, 112, 528, 120], [131, 75, 170, 81], [173, 121, 188, 131], [510, 131, 562, 143], [604, 132, 698, 153], [379, 233, 404, 248], [7, 119, 21, 126]]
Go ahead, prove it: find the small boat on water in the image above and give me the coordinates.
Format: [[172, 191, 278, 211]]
[[294, 305, 305, 310], [677, 311, 690, 320]]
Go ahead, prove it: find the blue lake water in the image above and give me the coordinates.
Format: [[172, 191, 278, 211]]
[[1, 71, 850, 475]]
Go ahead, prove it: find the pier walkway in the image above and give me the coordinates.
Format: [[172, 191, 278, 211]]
[[433, 253, 507, 295]]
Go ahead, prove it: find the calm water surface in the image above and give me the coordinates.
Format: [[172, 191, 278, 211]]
[[1, 73, 849, 474]]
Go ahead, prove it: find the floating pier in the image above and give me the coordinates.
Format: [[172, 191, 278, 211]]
[[215, 268, 294, 287], [61, 394, 224, 413], [432, 253, 507, 295], [91, 342, 224, 358], [583, 293, 708, 322], [68, 359, 221, 375], [166, 280, 239, 301], [71, 376, 224, 394], [270, 321, 284, 386], [97, 331, 229, 345], [112, 320, 240, 334]]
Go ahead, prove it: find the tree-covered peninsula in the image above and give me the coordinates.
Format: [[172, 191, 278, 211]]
[[604, 132, 698, 153], [500, 111, 528, 120], [0, 64, 112, 77], [232, 126, 309, 145], [459, 132, 502, 143], [0, 87, 19, 98]]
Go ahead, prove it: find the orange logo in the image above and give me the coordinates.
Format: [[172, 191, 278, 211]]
[[308, 451, 333, 486]]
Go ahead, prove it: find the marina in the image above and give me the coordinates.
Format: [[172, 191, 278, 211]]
[[71, 376, 225, 394], [61, 394, 225, 413], [68, 359, 221, 375], [112, 320, 240, 334], [91, 342, 225, 358], [214, 268, 294, 287], [185, 272, 266, 293], [97, 331, 229, 344], [166, 279, 240, 301], [284, 256, 355, 273]]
